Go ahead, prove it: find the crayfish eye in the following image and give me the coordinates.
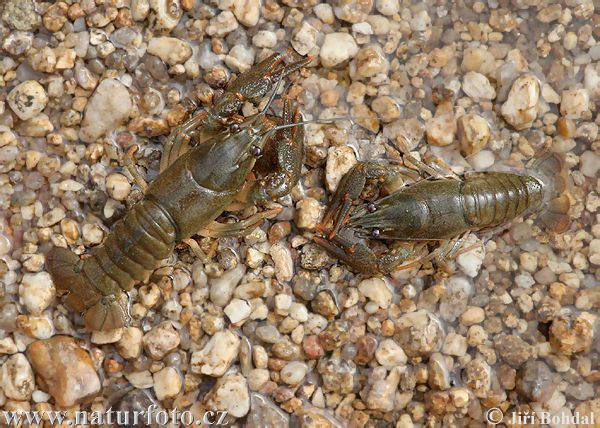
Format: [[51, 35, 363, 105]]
[[250, 145, 262, 157], [367, 202, 377, 213], [229, 123, 241, 133], [371, 229, 381, 238]]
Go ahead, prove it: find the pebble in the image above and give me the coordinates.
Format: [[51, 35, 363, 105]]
[[442, 332, 468, 357], [19, 272, 54, 315], [269, 243, 294, 283], [457, 114, 490, 156], [461, 47, 496, 76], [206, 11, 239, 37], [7, 81, 48, 121], [0, 353, 34, 400], [2, 0, 39, 31], [252, 31, 277, 49], [375, 0, 399, 16], [191, 330, 240, 376], [115, 327, 143, 359], [501, 75, 540, 130], [256, 325, 282, 344], [516, 360, 556, 403], [292, 22, 318, 56], [105, 173, 131, 202], [494, 335, 533, 368], [224, 298, 252, 324], [149, 0, 182, 32], [320, 33, 359, 68], [358, 278, 392, 308], [233, 0, 260, 27], [325, 146, 357, 192], [280, 361, 308, 385], [295, 198, 323, 230], [153, 367, 182, 401], [246, 393, 289, 427], [426, 99, 456, 146], [584, 63, 600, 99], [17, 114, 54, 137], [91, 328, 122, 345], [560, 88, 590, 119], [549, 315, 593, 355], [462, 72, 496, 100], [394, 310, 444, 357], [142, 321, 180, 360], [354, 46, 390, 79], [459, 307, 485, 326], [247, 368, 270, 391], [333, 0, 373, 23], [210, 264, 245, 306], [147, 37, 192, 66], [205, 372, 250, 418], [26, 336, 100, 407], [375, 338, 407, 368], [79, 79, 133, 143]]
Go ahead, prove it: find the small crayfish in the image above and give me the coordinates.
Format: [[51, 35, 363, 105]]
[[315, 152, 571, 276], [46, 51, 310, 331]]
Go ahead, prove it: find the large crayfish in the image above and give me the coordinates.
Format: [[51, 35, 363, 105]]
[[46, 51, 310, 331]]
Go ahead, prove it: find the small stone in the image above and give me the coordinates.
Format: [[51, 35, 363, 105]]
[[457, 114, 490, 156], [54, 47, 76, 70], [224, 299, 252, 324], [354, 45, 389, 79], [550, 315, 594, 355], [464, 358, 491, 398], [295, 198, 323, 230], [153, 367, 182, 401], [17, 114, 54, 137], [38, 207, 65, 227], [252, 31, 277, 49], [426, 100, 456, 146], [320, 33, 359, 68], [27, 336, 100, 407], [124, 370, 153, 389], [269, 243, 294, 283], [462, 72, 496, 100], [494, 335, 532, 368], [501, 75, 540, 130], [191, 330, 240, 376], [132, 0, 150, 21], [82, 223, 104, 245], [149, 0, 182, 32], [247, 369, 270, 391], [394, 310, 444, 357], [516, 360, 556, 403], [584, 63, 600, 99], [358, 278, 392, 308], [461, 47, 496, 76], [460, 307, 485, 326], [233, 0, 260, 27], [19, 272, 54, 315], [147, 37, 192, 66], [80, 79, 132, 143], [292, 22, 318, 56], [105, 173, 131, 201], [0, 337, 18, 355], [537, 4, 562, 23], [2, 0, 39, 31], [560, 88, 590, 119], [314, 4, 335, 23], [303, 335, 325, 360], [333, 0, 373, 23], [116, 327, 143, 359], [326, 146, 357, 192], [0, 353, 34, 400], [410, 10, 431, 31], [256, 325, 282, 344], [206, 11, 239, 37], [375, 0, 399, 15], [442, 332, 468, 357], [205, 373, 250, 418], [7, 81, 48, 121], [91, 328, 122, 345], [142, 321, 180, 360], [375, 339, 407, 368], [280, 361, 308, 385], [209, 264, 245, 306]]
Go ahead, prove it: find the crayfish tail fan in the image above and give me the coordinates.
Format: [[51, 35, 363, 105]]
[[528, 152, 571, 233], [45, 247, 88, 313]]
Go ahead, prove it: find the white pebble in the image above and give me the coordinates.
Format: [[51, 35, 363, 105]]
[[280, 361, 308, 385], [358, 278, 392, 308], [224, 298, 252, 324], [19, 272, 55, 315], [191, 330, 240, 377], [153, 367, 182, 401], [320, 33, 359, 68]]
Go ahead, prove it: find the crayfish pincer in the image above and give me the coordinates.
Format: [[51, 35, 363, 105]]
[[46, 53, 310, 331], [315, 152, 571, 276]]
